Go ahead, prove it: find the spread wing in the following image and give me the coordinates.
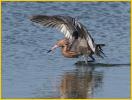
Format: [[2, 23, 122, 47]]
[[74, 22, 96, 52], [30, 15, 96, 53], [30, 15, 77, 40]]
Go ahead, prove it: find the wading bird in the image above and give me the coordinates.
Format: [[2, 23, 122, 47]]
[[30, 15, 105, 62]]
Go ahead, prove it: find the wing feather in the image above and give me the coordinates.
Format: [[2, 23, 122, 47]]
[[30, 15, 96, 53], [30, 15, 75, 40], [74, 22, 96, 52]]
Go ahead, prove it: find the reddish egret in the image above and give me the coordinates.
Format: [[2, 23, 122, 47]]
[[30, 15, 105, 62]]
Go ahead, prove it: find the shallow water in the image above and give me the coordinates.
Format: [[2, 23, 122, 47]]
[[2, 2, 130, 98]]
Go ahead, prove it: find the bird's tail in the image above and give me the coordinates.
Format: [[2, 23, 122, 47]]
[[95, 44, 105, 58]]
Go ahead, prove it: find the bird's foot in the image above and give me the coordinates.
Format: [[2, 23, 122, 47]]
[[83, 60, 95, 64], [84, 59, 95, 64], [89, 55, 95, 62], [86, 57, 95, 63], [87, 60, 95, 62]]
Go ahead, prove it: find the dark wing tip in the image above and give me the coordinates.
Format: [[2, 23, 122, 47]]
[[29, 15, 49, 22], [95, 44, 106, 58], [29, 15, 38, 21], [29, 15, 38, 22]]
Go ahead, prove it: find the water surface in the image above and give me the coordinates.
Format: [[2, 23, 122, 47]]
[[2, 2, 130, 98]]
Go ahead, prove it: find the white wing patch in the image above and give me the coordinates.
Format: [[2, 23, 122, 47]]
[[60, 24, 72, 39], [60, 24, 66, 34], [87, 36, 95, 52], [77, 22, 96, 52]]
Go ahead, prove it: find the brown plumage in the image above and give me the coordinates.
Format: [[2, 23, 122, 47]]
[[30, 15, 105, 61], [56, 38, 80, 58]]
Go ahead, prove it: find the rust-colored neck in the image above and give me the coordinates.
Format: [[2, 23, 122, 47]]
[[61, 45, 79, 58]]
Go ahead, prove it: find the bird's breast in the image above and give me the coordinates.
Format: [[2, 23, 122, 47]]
[[61, 47, 79, 58]]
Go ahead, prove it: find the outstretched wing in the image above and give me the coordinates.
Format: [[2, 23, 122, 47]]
[[30, 15, 96, 53], [75, 22, 96, 52], [30, 15, 77, 40]]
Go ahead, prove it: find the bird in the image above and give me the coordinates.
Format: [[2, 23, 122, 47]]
[[50, 38, 80, 58], [30, 15, 105, 62]]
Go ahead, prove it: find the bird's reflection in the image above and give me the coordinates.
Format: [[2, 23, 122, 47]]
[[60, 63, 103, 98], [33, 61, 129, 98]]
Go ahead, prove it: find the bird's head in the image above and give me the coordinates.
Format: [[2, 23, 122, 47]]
[[47, 38, 69, 53]]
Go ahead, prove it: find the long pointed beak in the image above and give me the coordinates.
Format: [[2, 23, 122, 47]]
[[47, 44, 58, 53]]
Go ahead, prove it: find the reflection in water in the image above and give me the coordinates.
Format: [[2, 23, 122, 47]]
[[75, 61, 130, 67], [60, 64, 103, 98]]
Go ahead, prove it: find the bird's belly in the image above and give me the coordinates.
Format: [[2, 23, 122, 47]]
[[62, 51, 79, 58], [77, 46, 91, 55]]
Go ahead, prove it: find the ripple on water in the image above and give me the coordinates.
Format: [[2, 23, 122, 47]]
[[2, 2, 130, 98]]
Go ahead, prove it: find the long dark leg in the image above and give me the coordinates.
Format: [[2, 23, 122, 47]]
[[88, 54, 95, 62]]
